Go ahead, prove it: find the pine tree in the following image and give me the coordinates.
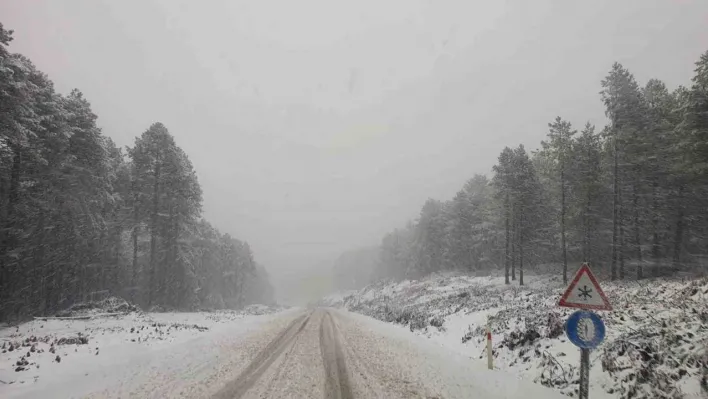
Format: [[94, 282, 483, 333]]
[[640, 79, 679, 276], [378, 224, 415, 281], [0, 22, 272, 319], [493, 148, 516, 284], [541, 117, 576, 283], [446, 190, 474, 271], [511, 145, 544, 286], [568, 123, 605, 267], [678, 51, 708, 178], [675, 51, 708, 270], [412, 199, 447, 277], [128, 123, 203, 309], [444, 175, 494, 272], [368, 47, 708, 287], [601, 63, 646, 280]]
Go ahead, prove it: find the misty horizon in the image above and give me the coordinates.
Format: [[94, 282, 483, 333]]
[[3, 0, 707, 302]]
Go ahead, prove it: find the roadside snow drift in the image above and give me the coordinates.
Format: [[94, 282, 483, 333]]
[[0, 303, 288, 398], [323, 272, 708, 398]]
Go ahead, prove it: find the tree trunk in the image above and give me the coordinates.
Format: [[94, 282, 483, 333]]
[[164, 202, 176, 307], [672, 185, 684, 272], [651, 179, 660, 277], [44, 222, 57, 315], [519, 207, 524, 286], [511, 204, 516, 281], [44, 264, 54, 316], [560, 166, 568, 284], [131, 182, 140, 303], [0, 170, 5, 320], [633, 186, 643, 279], [619, 186, 626, 280], [35, 211, 47, 314], [0, 147, 22, 318], [172, 210, 182, 307], [584, 199, 591, 263], [148, 155, 161, 307], [8, 147, 21, 220], [66, 221, 79, 307], [611, 135, 619, 280], [504, 193, 510, 284]]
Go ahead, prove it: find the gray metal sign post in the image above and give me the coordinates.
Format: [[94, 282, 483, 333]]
[[579, 348, 590, 399], [565, 310, 605, 399], [558, 264, 612, 399]]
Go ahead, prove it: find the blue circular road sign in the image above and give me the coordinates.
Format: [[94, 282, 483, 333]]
[[565, 310, 606, 349]]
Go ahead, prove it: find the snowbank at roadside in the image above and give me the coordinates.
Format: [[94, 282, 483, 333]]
[[323, 272, 708, 398], [0, 303, 289, 398], [334, 308, 568, 399]]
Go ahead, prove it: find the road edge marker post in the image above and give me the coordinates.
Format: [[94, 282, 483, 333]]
[[558, 263, 611, 399], [486, 320, 493, 370]]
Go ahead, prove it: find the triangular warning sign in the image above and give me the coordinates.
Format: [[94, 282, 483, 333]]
[[558, 263, 612, 311]]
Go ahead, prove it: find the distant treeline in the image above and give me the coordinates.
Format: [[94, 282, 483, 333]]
[[0, 23, 273, 321], [332, 247, 379, 290], [347, 50, 708, 287]]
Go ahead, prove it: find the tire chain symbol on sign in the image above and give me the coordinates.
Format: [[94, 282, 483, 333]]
[[577, 316, 595, 342]]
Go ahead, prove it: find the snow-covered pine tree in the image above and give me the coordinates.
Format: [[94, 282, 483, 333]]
[[541, 117, 576, 284], [601, 63, 646, 280]]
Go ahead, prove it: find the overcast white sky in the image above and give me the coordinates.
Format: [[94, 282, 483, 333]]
[[2, 0, 707, 300]]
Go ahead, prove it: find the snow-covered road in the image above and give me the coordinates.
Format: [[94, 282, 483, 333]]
[[229, 308, 565, 399], [3, 308, 564, 399]]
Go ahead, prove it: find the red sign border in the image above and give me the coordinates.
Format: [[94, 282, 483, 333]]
[[558, 263, 612, 311]]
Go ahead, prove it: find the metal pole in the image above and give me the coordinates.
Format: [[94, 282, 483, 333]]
[[579, 348, 590, 399]]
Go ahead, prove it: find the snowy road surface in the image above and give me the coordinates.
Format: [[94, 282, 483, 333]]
[[3, 308, 564, 399], [211, 308, 565, 399]]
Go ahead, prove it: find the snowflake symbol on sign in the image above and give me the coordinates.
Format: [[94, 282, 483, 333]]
[[578, 285, 593, 301]]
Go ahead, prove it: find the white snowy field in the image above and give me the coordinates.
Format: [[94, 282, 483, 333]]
[[0, 305, 294, 398], [2, 277, 705, 399], [322, 271, 708, 398], [0, 302, 568, 399]]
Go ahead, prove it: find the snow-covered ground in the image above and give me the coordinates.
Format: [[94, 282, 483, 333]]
[[2, 300, 567, 399], [322, 272, 708, 398], [3, 277, 706, 399], [0, 302, 291, 398], [327, 308, 568, 399]]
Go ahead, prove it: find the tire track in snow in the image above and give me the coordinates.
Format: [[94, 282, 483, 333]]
[[212, 312, 311, 399], [320, 310, 354, 399], [259, 320, 307, 399]]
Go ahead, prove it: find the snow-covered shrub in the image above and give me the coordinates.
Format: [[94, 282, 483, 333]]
[[537, 351, 574, 390], [501, 327, 541, 351], [55, 296, 140, 317]]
